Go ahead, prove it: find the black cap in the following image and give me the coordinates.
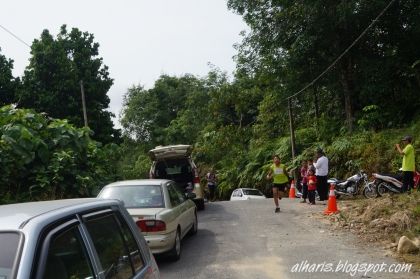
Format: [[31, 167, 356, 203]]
[[402, 135, 412, 142]]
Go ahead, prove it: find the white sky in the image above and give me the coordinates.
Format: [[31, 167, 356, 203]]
[[0, 0, 247, 126]]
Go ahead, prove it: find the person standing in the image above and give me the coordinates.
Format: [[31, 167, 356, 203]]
[[300, 160, 308, 203], [307, 168, 317, 205], [266, 155, 289, 213], [206, 169, 217, 202], [314, 148, 329, 202], [396, 135, 415, 193]]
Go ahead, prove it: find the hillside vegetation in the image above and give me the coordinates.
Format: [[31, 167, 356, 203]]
[[1, 1, 420, 203]]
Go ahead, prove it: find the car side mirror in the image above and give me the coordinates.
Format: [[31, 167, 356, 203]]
[[186, 192, 196, 199]]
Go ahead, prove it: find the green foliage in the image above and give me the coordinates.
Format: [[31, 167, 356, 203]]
[[121, 75, 208, 144], [17, 25, 119, 143], [0, 48, 19, 105], [357, 105, 389, 131], [116, 140, 152, 180], [0, 106, 120, 203], [117, 2, 420, 200]]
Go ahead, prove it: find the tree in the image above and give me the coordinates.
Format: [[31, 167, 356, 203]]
[[0, 105, 120, 203], [120, 74, 208, 145], [228, 0, 420, 131], [18, 25, 119, 143], [0, 48, 19, 105]]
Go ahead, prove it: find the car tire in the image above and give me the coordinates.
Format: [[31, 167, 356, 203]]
[[189, 212, 198, 236], [196, 198, 205, 211], [168, 228, 181, 261]]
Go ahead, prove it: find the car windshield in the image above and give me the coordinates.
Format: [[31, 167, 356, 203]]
[[0, 232, 21, 278], [99, 185, 164, 208], [243, 189, 263, 196]]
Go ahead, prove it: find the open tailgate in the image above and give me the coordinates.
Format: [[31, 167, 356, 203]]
[[148, 145, 193, 160]]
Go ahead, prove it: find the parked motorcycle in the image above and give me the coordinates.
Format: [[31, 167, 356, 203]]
[[373, 170, 420, 196], [327, 171, 375, 198]]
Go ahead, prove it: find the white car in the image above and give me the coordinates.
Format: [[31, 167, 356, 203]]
[[230, 188, 266, 201], [98, 179, 197, 261]]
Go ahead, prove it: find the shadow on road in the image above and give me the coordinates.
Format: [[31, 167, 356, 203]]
[[156, 202, 240, 277]]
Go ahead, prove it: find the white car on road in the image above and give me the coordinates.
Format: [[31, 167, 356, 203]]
[[230, 188, 266, 201], [98, 179, 197, 261]]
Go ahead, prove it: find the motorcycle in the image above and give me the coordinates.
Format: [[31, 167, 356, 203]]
[[327, 171, 375, 198], [373, 170, 420, 196]]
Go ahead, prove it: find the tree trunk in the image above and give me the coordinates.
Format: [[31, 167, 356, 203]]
[[313, 86, 319, 119], [340, 57, 355, 132]]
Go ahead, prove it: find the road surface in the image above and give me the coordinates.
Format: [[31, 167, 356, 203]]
[[157, 198, 418, 279]]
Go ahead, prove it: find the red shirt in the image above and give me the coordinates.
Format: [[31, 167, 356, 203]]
[[307, 175, 317, 191]]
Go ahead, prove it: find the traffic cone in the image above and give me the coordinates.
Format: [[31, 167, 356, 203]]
[[289, 180, 296, 199], [324, 184, 339, 215]]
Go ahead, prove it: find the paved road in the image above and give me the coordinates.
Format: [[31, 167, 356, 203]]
[[157, 199, 418, 279]]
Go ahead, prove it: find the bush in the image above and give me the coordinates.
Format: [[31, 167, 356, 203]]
[[0, 105, 120, 203]]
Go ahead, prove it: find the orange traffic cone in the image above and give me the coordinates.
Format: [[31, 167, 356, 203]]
[[289, 180, 296, 199], [324, 184, 339, 215]]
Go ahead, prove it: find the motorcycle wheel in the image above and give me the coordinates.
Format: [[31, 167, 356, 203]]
[[377, 182, 388, 197], [363, 186, 377, 199]]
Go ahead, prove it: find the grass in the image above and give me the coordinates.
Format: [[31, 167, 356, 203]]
[[333, 191, 420, 271]]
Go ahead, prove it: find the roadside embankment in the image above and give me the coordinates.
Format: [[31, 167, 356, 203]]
[[325, 192, 420, 271]]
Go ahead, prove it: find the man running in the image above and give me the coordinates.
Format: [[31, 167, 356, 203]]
[[267, 155, 289, 213]]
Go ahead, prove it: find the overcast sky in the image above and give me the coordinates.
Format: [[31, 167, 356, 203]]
[[0, 0, 247, 126]]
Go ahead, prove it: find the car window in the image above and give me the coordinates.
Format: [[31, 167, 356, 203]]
[[156, 159, 191, 176], [167, 184, 181, 207], [84, 214, 134, 279], [243, 189, 264, 196], [42, 226, 93, 279], [117, 214, 145, 272], [0, 232, 21, 279], [232, 190, 237, 197], [174, 186, 186, 203], [99, 185, 164, 208]]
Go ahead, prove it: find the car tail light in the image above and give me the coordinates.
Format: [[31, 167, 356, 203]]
[[136, 220, 166, 232], [193, 176, 200, 184]]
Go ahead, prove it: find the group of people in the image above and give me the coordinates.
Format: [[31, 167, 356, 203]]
[[299, 149, 329, 205], [267, 149, 329, 213], [267, 134, 416, 213]]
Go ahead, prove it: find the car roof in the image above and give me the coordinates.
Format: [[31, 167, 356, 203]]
[[0, 198, 120, 231], [103, 179, 171, 187], [235, 188, 261, 191]]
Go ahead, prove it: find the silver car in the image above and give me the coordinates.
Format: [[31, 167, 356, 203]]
[[98, 179, 197, 261], [0, 198, 160, 279]]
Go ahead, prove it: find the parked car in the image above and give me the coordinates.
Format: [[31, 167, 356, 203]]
[[0, 198, 160, 279], [148, 145, 205, 210], [230, 188, 266, 201], [98, 179, 198, 261]]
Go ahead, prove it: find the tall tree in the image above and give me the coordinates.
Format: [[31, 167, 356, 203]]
[[228, 0, 420, 131], [18, 25, 119, 143], [0, 48, 19, 105], [121, 74, 207, 145]]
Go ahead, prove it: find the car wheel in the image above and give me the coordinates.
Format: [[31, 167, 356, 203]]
[[196, 198, 205, 211], [168, 228, 181, 261], [189, 212, 198, 236]]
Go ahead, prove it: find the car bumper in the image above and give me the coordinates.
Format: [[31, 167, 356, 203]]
[[144, 230, 177, 254]]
